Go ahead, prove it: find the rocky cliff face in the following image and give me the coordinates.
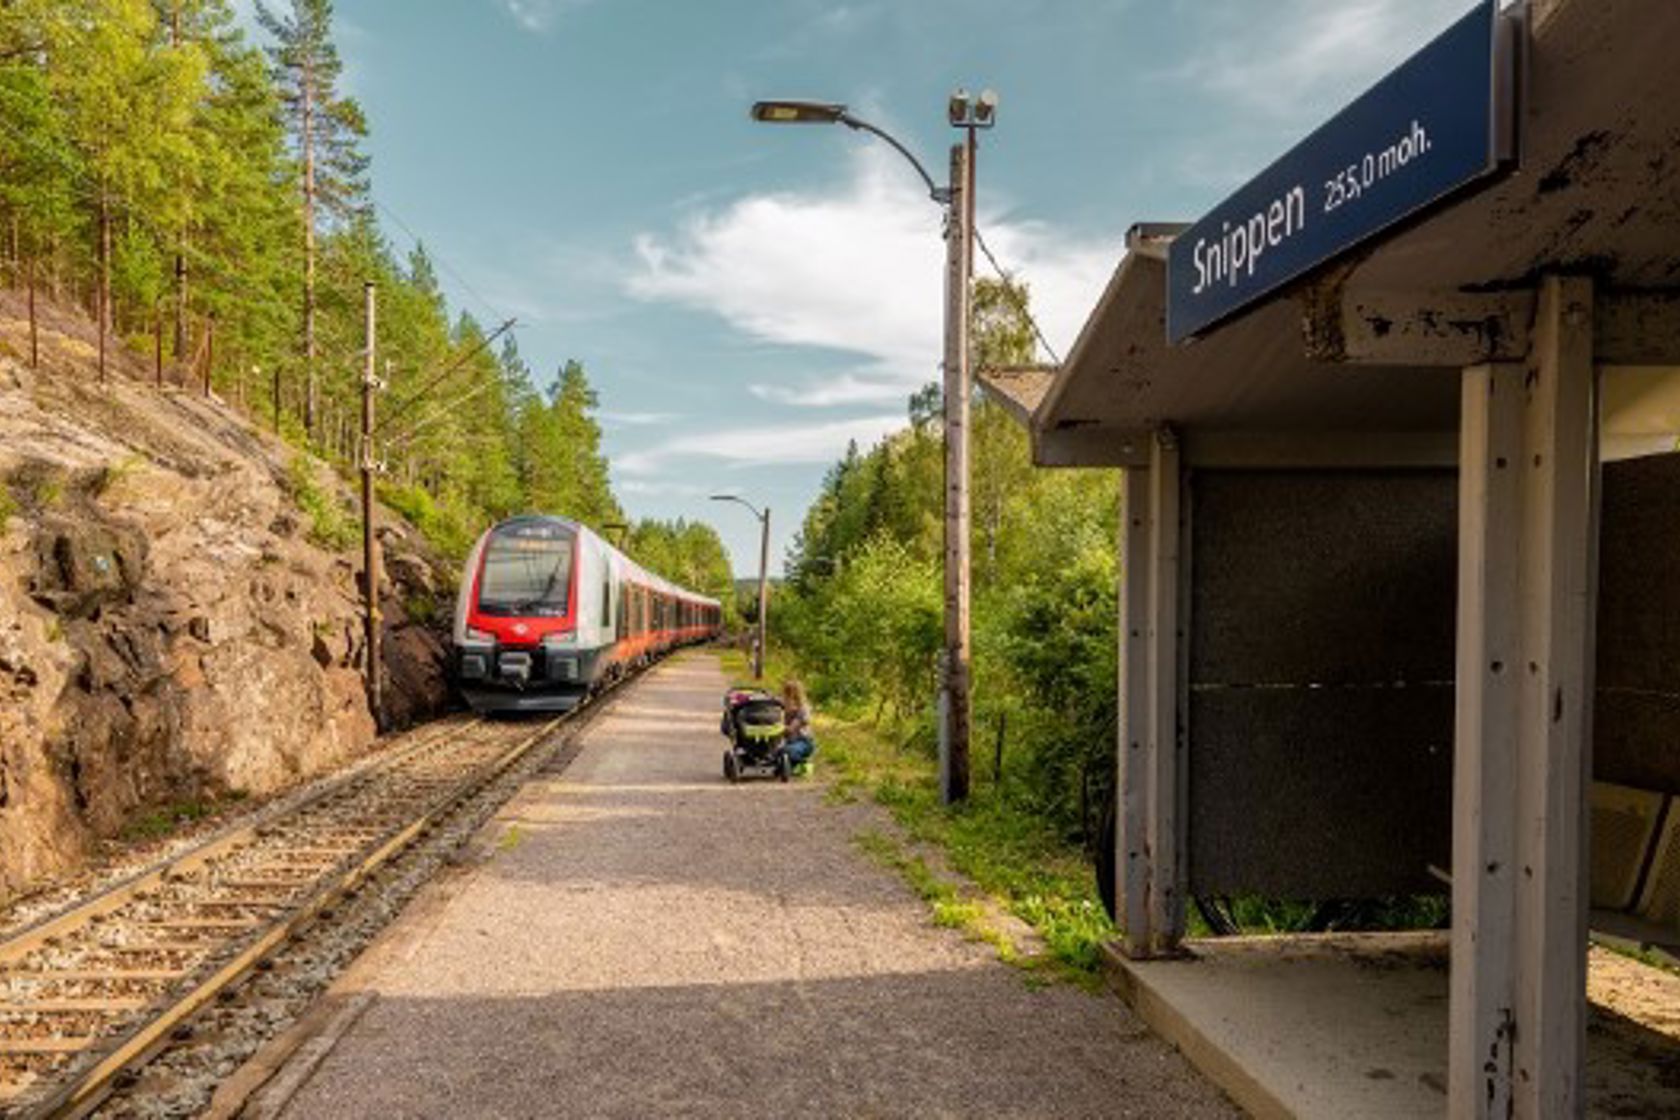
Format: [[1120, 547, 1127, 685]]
[[0, 295, 451, 900]]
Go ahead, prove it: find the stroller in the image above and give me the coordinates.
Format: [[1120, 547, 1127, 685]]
[[720, 688, 792, 783]]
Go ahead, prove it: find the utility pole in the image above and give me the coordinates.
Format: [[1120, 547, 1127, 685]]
[[755, 506, 771, 681], [940, 137, 973, 805], [360, 281, 383, 726]]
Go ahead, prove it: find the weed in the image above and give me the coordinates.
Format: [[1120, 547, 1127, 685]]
[[403, 591, 438, 626], [92, 453, 147, 498], [724, 645, 1115, 985], [0, 488, 14, 528], [497, 824, 527, 852], [8, 463, 67, 513], [853, 829, 1018, 962], [832, 717, 1116, 986], [121, 798, 218, 842], [285, 454, 358, 552]]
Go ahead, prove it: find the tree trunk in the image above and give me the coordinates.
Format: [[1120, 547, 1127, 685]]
[[302, 65, 318, 438], [98, 191, 111, 383], [203, 315, 214, 396], [7, 213, 18, 286], [155, 305, 163, 387]]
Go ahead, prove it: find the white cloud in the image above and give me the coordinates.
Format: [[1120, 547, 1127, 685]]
[[749, 373, 909, 408], [616, 414, 905, 476], [627, 144, 1117, 399], [1175, 0, 1476, 120], [618, 479, 706, 497], [600, 410, 678, 426], [494, 0, 591, 33]]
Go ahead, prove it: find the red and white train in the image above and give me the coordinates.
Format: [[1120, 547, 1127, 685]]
[[451, 515, 722, 713]]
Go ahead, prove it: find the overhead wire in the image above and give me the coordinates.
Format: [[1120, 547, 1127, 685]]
[[374, 316, 517, 437], [971, 223, 1063, 368]]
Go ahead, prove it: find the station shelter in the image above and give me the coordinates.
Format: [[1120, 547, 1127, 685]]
[[982, 1, 1680, 1115]]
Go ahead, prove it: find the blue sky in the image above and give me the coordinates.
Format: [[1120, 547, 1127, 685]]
[[239, 0, 1474, 576]]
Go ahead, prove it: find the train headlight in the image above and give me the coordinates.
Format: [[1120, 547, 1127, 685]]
[[464, 626, 494, 643]]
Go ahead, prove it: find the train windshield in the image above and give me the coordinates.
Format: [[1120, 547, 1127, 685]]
[[477, 523, 574, 617]]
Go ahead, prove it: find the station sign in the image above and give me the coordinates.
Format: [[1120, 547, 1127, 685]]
[[1167, 0, 1515, 344]]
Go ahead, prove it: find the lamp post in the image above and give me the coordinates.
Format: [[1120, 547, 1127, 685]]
[[750, 91, 996, 804], [710, 494, 770, 681]]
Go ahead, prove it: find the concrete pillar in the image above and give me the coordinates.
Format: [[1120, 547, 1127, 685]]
[[1449, 275, 1598, 1118], [1118, 429, 1187, 957]]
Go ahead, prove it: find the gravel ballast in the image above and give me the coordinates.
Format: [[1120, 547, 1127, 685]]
[[264, 653, 1238, 1118]]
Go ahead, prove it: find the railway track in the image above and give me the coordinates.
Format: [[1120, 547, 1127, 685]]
[[0, 684, 617, 1120]]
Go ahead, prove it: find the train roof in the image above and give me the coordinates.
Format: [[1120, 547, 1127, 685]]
[[480, 516, 720, 608]]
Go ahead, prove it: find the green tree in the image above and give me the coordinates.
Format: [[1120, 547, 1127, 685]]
[[257, 0, 368, 436]]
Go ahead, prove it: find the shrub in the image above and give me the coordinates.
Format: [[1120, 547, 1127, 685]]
[[285, 454, 358, 552]]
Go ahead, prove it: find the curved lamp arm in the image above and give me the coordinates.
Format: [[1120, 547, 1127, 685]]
[[838, 113, 950, 205], [709, 493, 765, 522]]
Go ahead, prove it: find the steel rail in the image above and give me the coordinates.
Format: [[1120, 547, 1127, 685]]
[[0, 655, 658, 1120], [29, 717, 573, 1120], [0, 715, 474, 968]]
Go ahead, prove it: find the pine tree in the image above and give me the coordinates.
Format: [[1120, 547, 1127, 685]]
[[257, 0, 368, 437], [0, 15, 79, 365]]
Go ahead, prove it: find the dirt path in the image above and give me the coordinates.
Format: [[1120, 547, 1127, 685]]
[[266, 653, 1237, 1118]]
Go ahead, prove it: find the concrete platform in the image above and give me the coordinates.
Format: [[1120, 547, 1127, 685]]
[[1105, 932, 1680, 1119], [233, 654, 1239, 1119]]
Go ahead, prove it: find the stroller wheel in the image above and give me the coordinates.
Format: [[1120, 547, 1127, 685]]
[[776, 751, 792, 783], [723, 750, 740, 783]]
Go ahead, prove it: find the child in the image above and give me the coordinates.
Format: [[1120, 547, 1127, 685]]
[[781, 678, 815, 773]]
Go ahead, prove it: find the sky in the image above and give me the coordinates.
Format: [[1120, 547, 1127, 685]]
[[236, 0, 1476, 577]]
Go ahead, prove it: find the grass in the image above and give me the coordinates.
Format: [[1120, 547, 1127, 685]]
[[91, 453, 148, 498], [120, 796, 237, 842], [497, 824, 528, 853], [404, 590, 439, 626], [719, 645, 1115, 986], [285, 453, 358, 552]]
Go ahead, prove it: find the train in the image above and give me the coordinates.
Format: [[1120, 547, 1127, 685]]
[[451, 515, 723, 714]]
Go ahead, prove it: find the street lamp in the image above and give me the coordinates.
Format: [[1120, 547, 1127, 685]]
[[750, 90, 997, 804], [710, 493, 770, 682]]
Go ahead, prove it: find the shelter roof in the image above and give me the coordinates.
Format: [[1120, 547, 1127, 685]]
[[1029, 0, 1680, 459], [975, 366, 1057, 425]]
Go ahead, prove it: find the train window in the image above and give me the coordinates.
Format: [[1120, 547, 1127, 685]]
[[478, 522, 574, 617], [601, 579, 610, 628]]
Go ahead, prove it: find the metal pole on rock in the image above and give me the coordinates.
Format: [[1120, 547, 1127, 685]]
[[360, 281, 384, 726]]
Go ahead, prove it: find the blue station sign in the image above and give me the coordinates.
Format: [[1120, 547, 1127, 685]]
[[1167, 0, 1514, 344]]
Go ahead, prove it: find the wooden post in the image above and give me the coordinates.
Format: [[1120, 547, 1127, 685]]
[[940, 138, 973, 805], [360, 281, 383, 727], [754, 507, 770, 680], [27, 255, 38, 369], [1449, 276, 1597, 1119], [202, 315, 214, 396], [174, 248, 187, 363]]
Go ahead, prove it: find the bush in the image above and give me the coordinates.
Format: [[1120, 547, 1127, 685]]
[[285, 454, 358, 552], [379, 481, 480, 562]]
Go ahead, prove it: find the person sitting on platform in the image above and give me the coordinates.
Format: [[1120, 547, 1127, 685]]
[[781, 678, 816, 774]]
